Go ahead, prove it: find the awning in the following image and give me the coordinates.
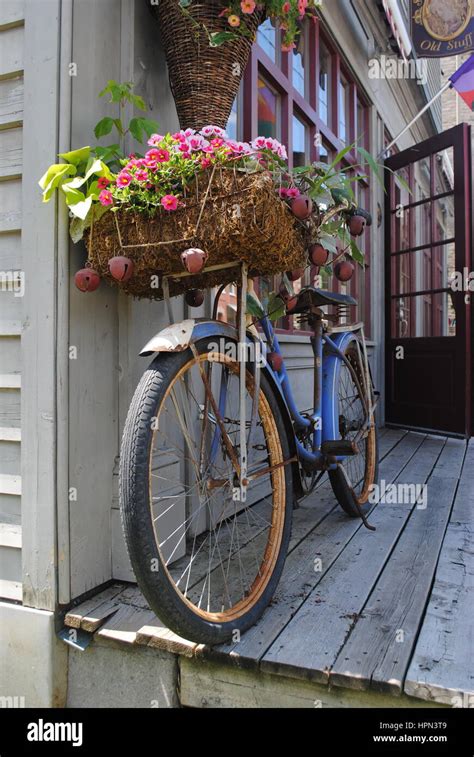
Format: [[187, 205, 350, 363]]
[[382, 0, 413, 60]]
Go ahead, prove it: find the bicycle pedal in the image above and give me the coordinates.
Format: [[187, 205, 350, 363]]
[[321, 440, 359, 456]]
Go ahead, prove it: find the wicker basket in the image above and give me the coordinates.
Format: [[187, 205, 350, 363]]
[[151, 0, 263, 130], [84, 169, 308, 299]]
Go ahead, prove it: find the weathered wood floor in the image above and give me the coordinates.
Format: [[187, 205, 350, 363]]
[[64, 429, 474, 708]]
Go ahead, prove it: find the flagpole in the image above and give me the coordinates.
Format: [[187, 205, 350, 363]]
[[378, 80, 453, 160]]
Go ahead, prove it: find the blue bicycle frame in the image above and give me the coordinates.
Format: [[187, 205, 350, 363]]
[[260, 314, 360, 471]]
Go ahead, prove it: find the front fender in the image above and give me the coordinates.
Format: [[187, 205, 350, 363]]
[[140, 317, 304, 498]]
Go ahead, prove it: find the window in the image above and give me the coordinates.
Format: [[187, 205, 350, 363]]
[[318, 40, 331, 126], [258, 78, 279, 139], [230, 19, 372, 335]]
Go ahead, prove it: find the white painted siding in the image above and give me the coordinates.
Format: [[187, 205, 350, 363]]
[[0, 2, 24, 602]]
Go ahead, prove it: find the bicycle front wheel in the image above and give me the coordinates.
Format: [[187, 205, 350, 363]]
[[329, 341, 379, 518], [119, 336, 293, 645]]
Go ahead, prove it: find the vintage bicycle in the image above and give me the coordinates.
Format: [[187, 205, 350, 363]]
[[119, 209, 378, 645]]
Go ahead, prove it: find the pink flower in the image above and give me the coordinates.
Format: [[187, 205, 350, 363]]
[[240, 0, 255, 13], [97, 177, 110, 189], [211, 137, 224, 148], [144, 159, 157, 171], [147, 133, 164, 146], [146, 148, 170, 163], [251, 136, 267, 150], [298, 0, 307, 16], [200, 157, 212, 169], [135, 170, 148, 182], [279, 187, 289, 198], [200, 125, 227, 139], [281, 41, 296, 52], [161, 194, 179, 211], [228, 14, 240, 27], [282, 1, 290, 11], [99, 189, 113, 206], [286, 187, 300, 198], [178, 142, 190, 153], [116, 172, 132, 187]]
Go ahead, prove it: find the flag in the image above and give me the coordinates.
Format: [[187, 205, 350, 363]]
[[450, 54, 474, 111]]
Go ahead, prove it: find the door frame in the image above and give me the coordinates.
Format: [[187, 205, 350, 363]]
[[384, 123, 472, 438]]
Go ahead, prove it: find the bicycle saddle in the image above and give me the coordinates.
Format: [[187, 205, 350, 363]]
[[288, 287, 357, 314]]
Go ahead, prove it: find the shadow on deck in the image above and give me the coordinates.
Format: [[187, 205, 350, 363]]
[[64, 429, 474, 708]]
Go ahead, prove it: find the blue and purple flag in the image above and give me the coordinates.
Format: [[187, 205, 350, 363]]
[[450, 54, 474, 111]]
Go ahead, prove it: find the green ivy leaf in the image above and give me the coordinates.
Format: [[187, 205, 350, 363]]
[[69, 195, 93, 220], [209, 31, 240, 46], [94, 116, 114, 139], [58, 146, 91, 166], [38, 163, 77, 201]]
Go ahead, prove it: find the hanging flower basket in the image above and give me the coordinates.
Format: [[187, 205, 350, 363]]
[[84, 166, 308, 299], [150, 0, 262, 130]]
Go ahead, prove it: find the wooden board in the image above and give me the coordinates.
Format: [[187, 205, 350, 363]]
[[179, 657, 445, 709], [64, 583, 125, 631], [0, 2, 25, 28], [0, 125, 21, 178], [0, 577, 21, 600], [96, 603, 158, 645], [0, 177, 21, 232], [329, 472, 462, 694], [405, 442, 474, 705], [0, 77, 23, 130], [0, 25, 24, 78], [0, 473, 21, 495], [0, 521, 21, 548], [260, 435, 446, 682], [210, 432, 430, 664]]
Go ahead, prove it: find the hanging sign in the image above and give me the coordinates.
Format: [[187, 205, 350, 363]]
[[410, 0, 474, 57]]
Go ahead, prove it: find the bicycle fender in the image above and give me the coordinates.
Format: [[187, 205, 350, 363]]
[[140, 318, 304, 498], [322, 331, 359, 443]]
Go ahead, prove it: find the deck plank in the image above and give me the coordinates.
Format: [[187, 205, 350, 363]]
[[210, 431, 429, 664], [96, 604, 158, 645], [64, 583, 125, 630], [259, 435, 445, 682], [405, 442, 474, 705], [329, 460, 464, 694]]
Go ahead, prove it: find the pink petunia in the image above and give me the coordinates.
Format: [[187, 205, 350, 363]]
[[135, 169, 148, 182], [251, 136, 267, 150], [147, 133, 164, 146], [282, 1, 290, 11], [228, 14, 240, 27], [279, 187, 289, 198], [99, 189, 113, 206], [161, 194, 179, 211], [200, 157, 212, 169], [286, 187, 301, 198], [116, 172, 132, 187], [298, 0, 307, 16], [200, 125, 227, 139], [97, 177, 110, 189], [240, 0, 256, 13], [144, 159, 158, 171], [211, 137, 224, 148]]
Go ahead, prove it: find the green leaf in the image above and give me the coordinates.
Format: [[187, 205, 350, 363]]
[[357, 146, 384, 188], [328, 144, 354, 172], [349, 239, 365, 265], [139, 118, 160, 138], [94, 117, 114, 139], [38, 163, 77, 201], [128, 117, 143, 142], [69, 202, 110, 243], [209, 31, 240, 46], [58, 146, 91, 166], [69, 195, 93, 220], [246, 292, 265, 320], [267, 293, 286, 322], [318, 233, 338, 254], [63, 187, 85, 205], [131, 94, 147, 112]]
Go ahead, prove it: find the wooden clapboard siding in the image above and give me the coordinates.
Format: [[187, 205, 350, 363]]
[[0, 35, 22, 597], [0, 1, 25, 28], [0, 126, 22, 178], [0, 78, 23, 130]]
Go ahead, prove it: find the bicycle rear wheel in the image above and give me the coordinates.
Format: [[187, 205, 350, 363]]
[[329, 341, 378, 518], [119, 336, 293, 645]]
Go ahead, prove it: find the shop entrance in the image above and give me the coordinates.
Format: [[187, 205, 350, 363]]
[[385, 124, 472, 437]]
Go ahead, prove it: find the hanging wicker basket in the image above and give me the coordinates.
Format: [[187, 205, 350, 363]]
[[150, 0, 263, 130], [84, 168, 308, 299]]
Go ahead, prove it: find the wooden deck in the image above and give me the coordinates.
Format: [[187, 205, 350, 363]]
[[64, 429, 474, 708]]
